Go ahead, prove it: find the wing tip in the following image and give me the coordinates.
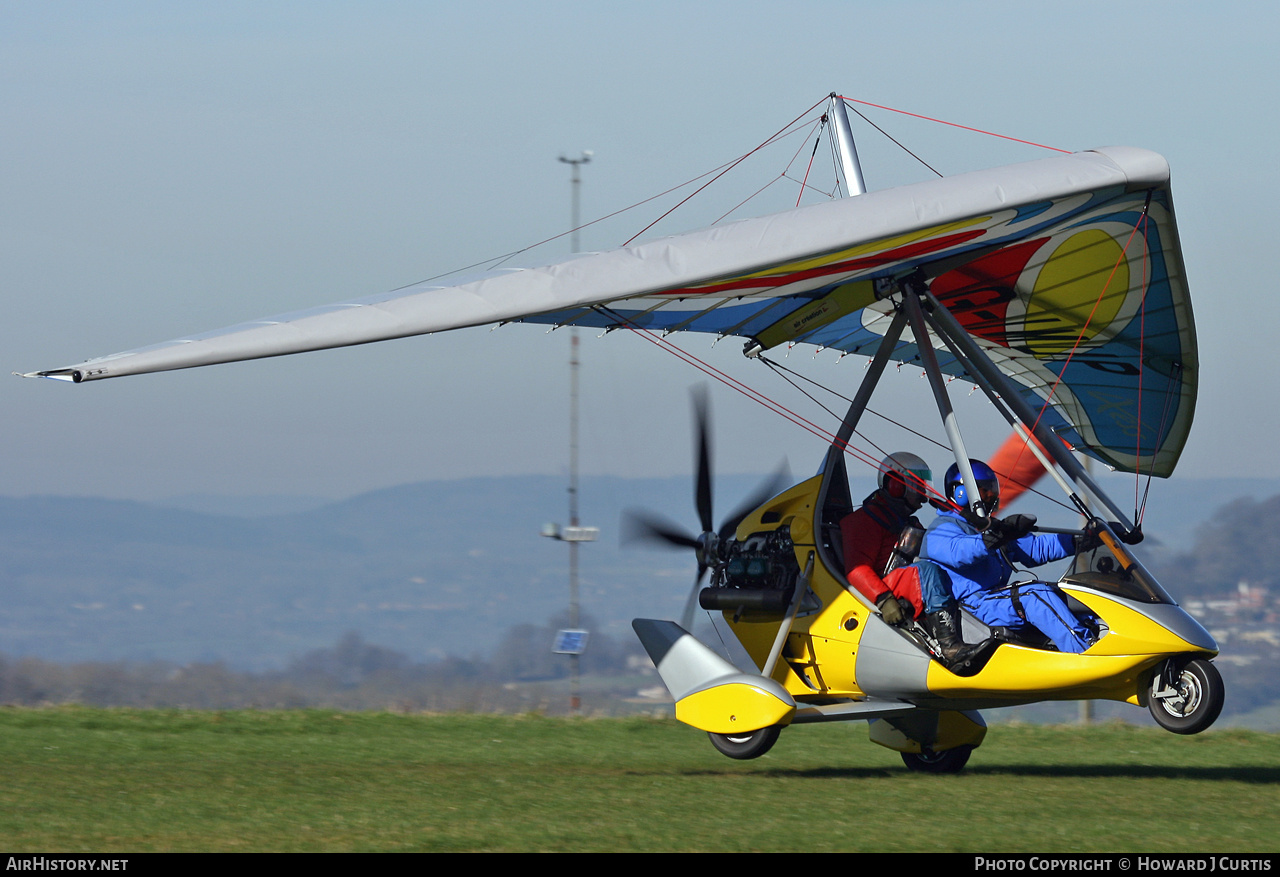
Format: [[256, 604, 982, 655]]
[[16, 368, 82, 382]]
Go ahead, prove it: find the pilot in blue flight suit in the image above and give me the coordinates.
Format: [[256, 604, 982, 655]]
[[921, 460, 1098, 653]]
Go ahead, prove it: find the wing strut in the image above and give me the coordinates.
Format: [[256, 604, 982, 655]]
[[899, 276, 990, 520], [830, 305, 908, 450], [815, 303, 909, 498]]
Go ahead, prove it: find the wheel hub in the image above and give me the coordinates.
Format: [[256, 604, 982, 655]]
[[1157, 669, 1203, 718]]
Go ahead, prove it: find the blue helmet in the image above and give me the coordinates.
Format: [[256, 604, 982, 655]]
[[944, 459, 1000, 511]]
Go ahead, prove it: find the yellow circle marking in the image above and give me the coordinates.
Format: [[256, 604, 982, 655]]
[[1026, 229, 1129, 357]]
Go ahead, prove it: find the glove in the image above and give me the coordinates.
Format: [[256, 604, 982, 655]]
[[1073, 521, 1105, 554], [982, 513, 1037, 550], [898, 596, 914, 621], [877, 592, 908, 626]]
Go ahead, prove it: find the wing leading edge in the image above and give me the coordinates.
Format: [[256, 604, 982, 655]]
[[23, 146, 1195, 477]]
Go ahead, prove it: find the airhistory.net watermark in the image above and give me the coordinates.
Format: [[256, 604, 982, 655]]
[[5, 859, 128, 871]]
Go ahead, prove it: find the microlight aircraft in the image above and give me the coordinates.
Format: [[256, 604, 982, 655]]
[[22, 95, 1218, 771]]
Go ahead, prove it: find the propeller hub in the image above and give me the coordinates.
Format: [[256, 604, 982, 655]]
[[695, 531, 720, 570]]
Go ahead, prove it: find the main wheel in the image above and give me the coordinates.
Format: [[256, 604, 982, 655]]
[[901, 745, 973, 774], [707, 725, 781, 760], [1148, 658, 1224, 735]]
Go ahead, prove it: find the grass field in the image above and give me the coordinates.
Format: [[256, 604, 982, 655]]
[[0, 707, 1276, 852]]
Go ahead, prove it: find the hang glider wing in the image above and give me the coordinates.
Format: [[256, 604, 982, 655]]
[[23, 146, 1195, 477]]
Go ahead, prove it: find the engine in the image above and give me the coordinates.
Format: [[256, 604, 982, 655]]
[[699, 527, 801, 616]]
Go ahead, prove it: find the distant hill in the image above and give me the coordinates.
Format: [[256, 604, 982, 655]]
[[0, 474, 777, 668], [1147, 493, 1280, 595], [0, 473, 1272, 669]]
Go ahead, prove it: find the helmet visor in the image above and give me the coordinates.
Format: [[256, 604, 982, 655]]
[[902, 466, 932, 495], [976, 482, 1000, 509]]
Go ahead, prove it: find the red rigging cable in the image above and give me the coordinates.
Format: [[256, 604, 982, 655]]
[[838, 97, 1072, 154], [1135, 208, 1150, 519], [795, 115, 828, 208]]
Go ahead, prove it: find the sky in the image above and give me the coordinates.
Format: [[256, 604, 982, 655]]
[[3, 1, 1278, 509]]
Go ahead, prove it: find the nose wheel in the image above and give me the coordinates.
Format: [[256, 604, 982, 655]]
[[707, 725, 782, 760], [1148, 657, 1224, 735]]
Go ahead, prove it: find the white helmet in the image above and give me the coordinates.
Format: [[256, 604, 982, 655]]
[[879, 452, 932, 510]]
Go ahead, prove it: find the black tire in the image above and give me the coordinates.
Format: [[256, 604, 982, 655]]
[[1148, 657, 1224, 735], [707, 725, 781, 760], [901, 745, 973, 774]]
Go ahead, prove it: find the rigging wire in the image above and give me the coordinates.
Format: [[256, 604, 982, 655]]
[[711, 117, 829, 225], [387, 160, 736, 290], [825, 120, 847, 199], [594, 305, 897, 484], [398, 94, 1061, 292], [794, 114, 829, 208], [756, 356, 904, 483], [390, 98, 832, 290], [842, 100, 944, 178], [757, 353, 1076, 512], [622, 96, 831, 246], [838, 96, 1072, 154]]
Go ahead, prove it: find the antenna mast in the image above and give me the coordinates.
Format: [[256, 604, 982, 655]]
[[544, 151, 597, 716]]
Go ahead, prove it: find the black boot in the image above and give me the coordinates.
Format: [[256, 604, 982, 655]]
[[921, 607, 997, 676]]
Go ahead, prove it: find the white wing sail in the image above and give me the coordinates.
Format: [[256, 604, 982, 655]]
[[23, 147, 1194, 476]]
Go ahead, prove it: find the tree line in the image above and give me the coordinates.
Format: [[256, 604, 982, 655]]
[[0, 616, 654, 714]]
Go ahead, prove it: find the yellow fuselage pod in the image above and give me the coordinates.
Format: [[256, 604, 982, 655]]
[[922, 588, 1218, 706], [716, 473, 1218, 716]]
